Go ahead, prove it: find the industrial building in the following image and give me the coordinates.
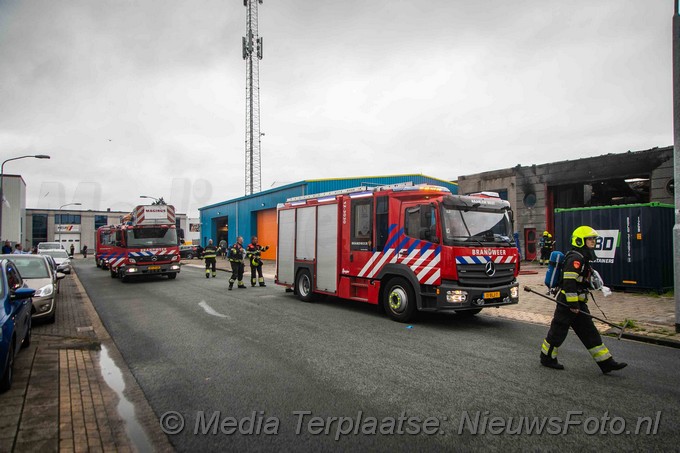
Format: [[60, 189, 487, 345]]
[[25, 208, 188, 252], [457, 146, 674, 260], [199, 174, 458, 260]]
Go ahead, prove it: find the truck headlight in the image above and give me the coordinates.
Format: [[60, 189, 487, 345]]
[[510, 286, 519, 298], [170, 265, 180, 270], [126, 267, 138, 273], [34, 284, 53, 298], [446, 290, 467, 303]]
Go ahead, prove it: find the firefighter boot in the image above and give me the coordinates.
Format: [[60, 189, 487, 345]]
[[540, 341, 564, 370], [212, 272, 216, 278], [598, 358, 628, 374], [206, 269, 210, 279], [259, 277, 266, 287], [228, 279, 234, 290], [238, 281, 247, 289], [540, 352, 564, 370], [251, 277, 257, 287]]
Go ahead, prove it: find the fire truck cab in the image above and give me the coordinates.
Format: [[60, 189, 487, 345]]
[[105, 205, 181, 282], [276, 183, 520, 322]]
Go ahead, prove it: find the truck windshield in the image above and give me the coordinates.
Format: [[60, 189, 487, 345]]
[[125, 227, 178, 248], [442, 207, 513, 246]]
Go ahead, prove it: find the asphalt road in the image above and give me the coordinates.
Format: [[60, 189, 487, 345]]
[[76, 261, 680, 452]]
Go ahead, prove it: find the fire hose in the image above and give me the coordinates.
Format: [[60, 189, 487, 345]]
[[523, 286, 629, 340]]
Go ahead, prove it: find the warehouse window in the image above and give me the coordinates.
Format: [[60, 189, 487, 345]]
[[94, 215, 108, 230], [32, 214, 48, 247], [55, 214, 81, 224]]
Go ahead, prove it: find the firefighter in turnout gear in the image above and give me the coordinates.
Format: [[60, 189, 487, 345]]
[[540, 226, 627, 374], [202, 239, 221, 278], [246, 236, 269, 287], [539, 231, 554, 265], [228, 236, 247, 290]]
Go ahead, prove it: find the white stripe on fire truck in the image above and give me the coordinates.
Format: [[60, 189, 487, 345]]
[[358, 252, 382, 277], [366, 249, 395, 279], [410, 248, 435, 269], [415, 252, 440, 281], [423, 269, 441, 285]]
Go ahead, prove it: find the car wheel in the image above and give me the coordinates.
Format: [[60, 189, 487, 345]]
[[383, 277, 417, 323], [295, 269, 314, 302], [186, 253, 193, 260], [0, 339, 16, 393], [167, 273, 177, 280], [22, 318, 32, 348]]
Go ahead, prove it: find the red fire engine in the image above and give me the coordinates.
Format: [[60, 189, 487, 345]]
[[103, 205, 181, 282], [95, 225, 115, 269], [276, 183, 520, 322]]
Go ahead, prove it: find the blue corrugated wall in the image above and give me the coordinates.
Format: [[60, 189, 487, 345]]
[[198, 175, 457, 247]]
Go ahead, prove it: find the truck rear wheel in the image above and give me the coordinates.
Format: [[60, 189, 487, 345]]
[[383, 277, 417, 323], [296, 269, 314, 302], [167, 273, 177, 280]]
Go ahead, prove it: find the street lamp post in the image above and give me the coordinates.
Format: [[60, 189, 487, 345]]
[[0, 154, 50, 240], [57, 203, 82, 248]]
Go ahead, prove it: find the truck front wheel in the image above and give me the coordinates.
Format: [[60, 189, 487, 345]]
[[383, 277, 416, 323], [296, 269, 314, 302]]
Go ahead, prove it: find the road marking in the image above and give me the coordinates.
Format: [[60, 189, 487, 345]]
[[199, 301, 231, 319]]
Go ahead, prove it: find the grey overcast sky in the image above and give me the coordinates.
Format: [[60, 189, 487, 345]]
[[0, 0, 673, 216]]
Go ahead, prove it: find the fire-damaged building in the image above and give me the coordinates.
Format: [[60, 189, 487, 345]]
[[456, 146, 674, 260]]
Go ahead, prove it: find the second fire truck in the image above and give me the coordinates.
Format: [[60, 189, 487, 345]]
[[100, 204, 181, 282]]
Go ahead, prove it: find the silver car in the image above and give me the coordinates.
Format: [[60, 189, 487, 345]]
[[39, 249, 72, 274], [1, 255, 64, 323]]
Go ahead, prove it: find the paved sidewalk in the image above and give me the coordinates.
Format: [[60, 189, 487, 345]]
[[184, 258, 677, 342], [0, 260, 172, 453]]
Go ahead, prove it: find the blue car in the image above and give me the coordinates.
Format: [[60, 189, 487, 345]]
[[0, 258, 34, 392]]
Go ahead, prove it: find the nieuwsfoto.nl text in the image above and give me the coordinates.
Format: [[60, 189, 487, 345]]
[[159, 410, 662, 439]]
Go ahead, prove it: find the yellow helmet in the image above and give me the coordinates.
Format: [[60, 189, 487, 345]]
[[543, 230, 549, 236], [572, 225, 599, 248]]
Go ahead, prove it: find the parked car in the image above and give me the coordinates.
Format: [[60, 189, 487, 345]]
[[179, 245, 199, 259], [0, 258, 34, 392], [0, 255, 64, 323], [39, 249, 72, 274]]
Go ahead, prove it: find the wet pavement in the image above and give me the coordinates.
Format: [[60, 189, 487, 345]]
[[0, 255, 676, 452], [0, 258, 172, 453], [186, 257, 678, 343]]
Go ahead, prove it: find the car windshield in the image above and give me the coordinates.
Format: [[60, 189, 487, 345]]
[[41, 250, 69, 259], [442, 206, 513, 246], [126, 227, 178, 248], [10, 257, 50, 278]]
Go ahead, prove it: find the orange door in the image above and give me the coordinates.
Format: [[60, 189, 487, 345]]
[[256, 209, 277, 260]]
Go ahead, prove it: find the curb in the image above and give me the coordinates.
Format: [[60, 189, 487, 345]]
[[603, 329, 680, 349]]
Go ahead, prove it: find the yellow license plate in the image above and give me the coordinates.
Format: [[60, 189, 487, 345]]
[[148, 265, 161, 271], [484, 291, 500, 299]]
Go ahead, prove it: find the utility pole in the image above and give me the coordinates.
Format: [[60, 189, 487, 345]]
[[243, 0, 263, 195], [673, 0, 680, 333]]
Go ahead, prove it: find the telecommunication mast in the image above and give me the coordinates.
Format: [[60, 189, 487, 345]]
[[243, 0, 263, 195]]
